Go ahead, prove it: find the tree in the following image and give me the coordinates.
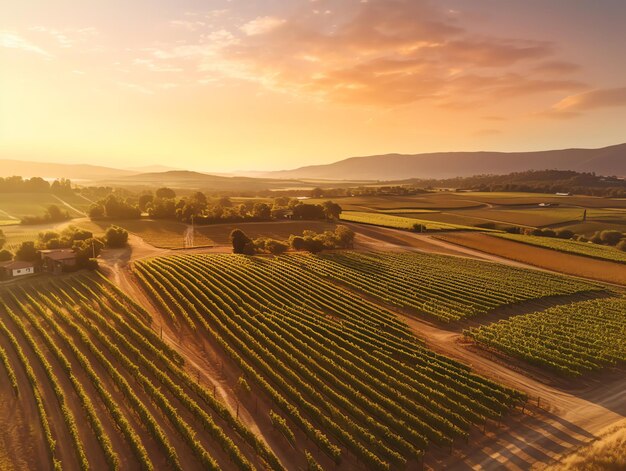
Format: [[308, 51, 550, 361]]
[[0, 250, 12, 262], [322, 201, 342, 220], [138, 193, 154, 212], [73, 238, 104, 268], [310, 187, 324, 198], [105, 225, 129, 248], [15, 241, 37, 262], [266, 239, 289, 255], [89, 203, 105, 219], [289, 236, 306, 251], [334, 225, 355, 248], [252, 203, 271, 220], [292, 203, 325, 220], [156, 187, 176, 199], [0, 229, 5, 249], [218, 196, 233, 208], [230, 229, 253, 254]]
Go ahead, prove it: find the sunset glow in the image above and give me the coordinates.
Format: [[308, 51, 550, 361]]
[[2, 0, 626, 171]]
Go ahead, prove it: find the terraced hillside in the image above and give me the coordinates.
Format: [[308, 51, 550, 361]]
[[135, 253, 527, 469]]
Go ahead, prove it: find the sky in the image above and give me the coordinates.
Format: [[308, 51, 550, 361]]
[[1, 0, 626, 173]]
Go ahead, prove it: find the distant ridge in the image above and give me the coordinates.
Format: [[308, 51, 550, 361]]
[[0, 159, 135, 180], [264, 143, 626, 180]]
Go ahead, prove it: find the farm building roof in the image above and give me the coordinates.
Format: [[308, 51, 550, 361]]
[[40, 249, 76, 261], [0, 260, 35, 270]]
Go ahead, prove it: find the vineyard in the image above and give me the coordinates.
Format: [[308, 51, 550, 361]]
[[0, 273, 280, 471], [465, 297, 626, 376], [134, 253, 527, 469], [339, 211, 482, 232], [288, 251, 601, 322], [491, 233, 626, 264]]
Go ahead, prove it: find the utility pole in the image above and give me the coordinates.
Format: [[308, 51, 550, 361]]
[[191, 215, 195, 248]]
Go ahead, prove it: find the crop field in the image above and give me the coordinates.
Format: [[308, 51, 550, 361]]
[[135, 253, 526, 469], [436, 233, 626, 286], [308, 194, 483, 211], [492, 233, 626, 264], [445, 192, 626, 208], [0, 273, 280, 470], [465, 297, 626, 376], [75, 219, 214, 249], [281, 252, 600, 322], [0, 193, 90, 220], [339, 211, 483, 232]]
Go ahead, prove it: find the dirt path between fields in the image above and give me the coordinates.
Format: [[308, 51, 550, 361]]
[[405, 310, 626, 470]]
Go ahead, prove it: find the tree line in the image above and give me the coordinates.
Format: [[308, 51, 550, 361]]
[[89, 188, 343, 224], [0, 176, 73, 194]]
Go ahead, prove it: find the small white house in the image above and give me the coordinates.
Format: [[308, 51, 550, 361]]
[[0, 261, 35, 281]]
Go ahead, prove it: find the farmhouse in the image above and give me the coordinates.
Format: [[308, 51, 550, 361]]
[[39, 249, 77, 275], [0, 260, 36, 281]]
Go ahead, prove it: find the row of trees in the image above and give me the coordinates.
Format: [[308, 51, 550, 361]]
[[511, 226, 626, 251], [0, 176, 73, 194], [88, 188, 343, 225], [230, 226, 355, 255], [21, 204, 71, 225]]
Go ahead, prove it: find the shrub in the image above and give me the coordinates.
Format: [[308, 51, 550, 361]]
[[617, 240, 626, 252], [556, 229, 575, 239], [600, 230, 623, 246], [0, 250, 12, 262], [105, 225, 129, 248], [266, 239, 289, 255], [411, 223, 427, 232]]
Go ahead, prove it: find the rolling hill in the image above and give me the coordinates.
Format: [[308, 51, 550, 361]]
[[0, 159, 134, 180], [265, 143, 626, 181]]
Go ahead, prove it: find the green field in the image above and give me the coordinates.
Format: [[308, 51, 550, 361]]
[[340, 211, 484, 232], [287, 251, 601, 322], [492, 233, 626, 264], [0, 193, 92, 220], [308, 194, 484, 211], [465, 297, 626, 376], [135, 253, 526, 467]]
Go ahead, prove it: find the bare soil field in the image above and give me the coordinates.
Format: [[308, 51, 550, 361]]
[[436, 232, 626, 285]]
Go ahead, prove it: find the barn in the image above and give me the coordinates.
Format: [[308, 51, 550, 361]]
[[39, 249, 77, 275]]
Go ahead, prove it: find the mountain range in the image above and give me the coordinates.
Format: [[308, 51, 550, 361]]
[[1, 143, 624, 184]]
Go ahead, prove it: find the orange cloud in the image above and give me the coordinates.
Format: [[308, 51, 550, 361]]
[[207, 0, 584, 107], [546, 87, 626, 118]]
